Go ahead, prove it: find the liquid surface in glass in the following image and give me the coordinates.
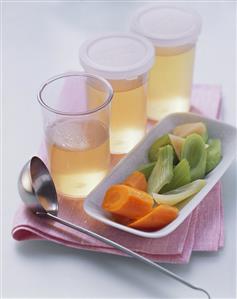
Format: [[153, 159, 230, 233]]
[[46, 118, 110, 198], [147, 46, 195, 121]]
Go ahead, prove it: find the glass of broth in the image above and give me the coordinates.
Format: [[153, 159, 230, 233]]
[[131, 6, 202, 121], [37, 72, 113, 198], [79, 33, 154, 154]]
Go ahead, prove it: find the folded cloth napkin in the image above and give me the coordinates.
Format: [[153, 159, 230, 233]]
[[12, 84, 223, 263]]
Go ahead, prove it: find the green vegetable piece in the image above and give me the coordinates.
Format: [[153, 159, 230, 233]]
[[181, 134, 207, 181], [172, 122, 208, 142], [152, 179, 206, 206], [202, 130, 208, 143], [137, 162, 156, 180], [206, 138, 222, 173], [175, 195, 194, 210], [160, 159, 191, 193], [148, 145, 174, 194], [148, 134, 170, 162]]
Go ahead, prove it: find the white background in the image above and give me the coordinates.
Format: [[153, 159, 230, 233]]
[[2, 1, 237, 298]]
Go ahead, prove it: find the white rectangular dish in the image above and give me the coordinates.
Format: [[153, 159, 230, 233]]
[[84, 113, 237, 238]]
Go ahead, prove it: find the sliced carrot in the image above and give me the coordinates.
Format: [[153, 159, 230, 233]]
[[129, 205, 179, 231], [123, 171, 148, 192], [111, 214, 133, 226], [102, 184, 153, 220]]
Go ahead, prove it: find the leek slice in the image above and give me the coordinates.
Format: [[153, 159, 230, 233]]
[[152, 179, 206, 206]]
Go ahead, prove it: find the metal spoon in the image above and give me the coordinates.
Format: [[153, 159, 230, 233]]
[[18, 156, 211, 298]]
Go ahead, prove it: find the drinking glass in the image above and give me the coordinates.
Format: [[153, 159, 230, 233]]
[[38, 72, 113, 198]]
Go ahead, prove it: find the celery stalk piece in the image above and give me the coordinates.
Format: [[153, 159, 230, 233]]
[[148, 134, 170, 162], [152, 179, 206, 206], [148, 145, 174, 194], [160, 159, 191, 193], [206, 138, 222, 174], [202, 130, 209, 143], [181, 133, 207, 181], [137, 162, 156, 180]]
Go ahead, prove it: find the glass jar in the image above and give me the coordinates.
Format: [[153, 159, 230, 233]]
[[131, 6, 202, 121], [79, 33, 154, 153]]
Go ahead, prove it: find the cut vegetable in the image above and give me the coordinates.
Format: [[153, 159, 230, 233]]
[[175, 195, 194, 210], [102, 184, 153, 220], [148, 134, 170, 162], [160, 159, 191, 193], [112, 214, 132, 226], [148, 145, 174, 194], [152, 179, 206, 206], [168, 134, 185, 160], [172, 122, 208, 142], [137, 162, 156, 180], [129, 204, 179, 231], [181, 134, 207, 181], [206, 138, 222, 173], [123, 171, 147, 192]]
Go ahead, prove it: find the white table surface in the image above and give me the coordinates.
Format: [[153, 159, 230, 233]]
[[2, 2, 237, 298]]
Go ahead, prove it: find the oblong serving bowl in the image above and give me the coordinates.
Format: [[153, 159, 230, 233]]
[[84, 113, 237, 238]]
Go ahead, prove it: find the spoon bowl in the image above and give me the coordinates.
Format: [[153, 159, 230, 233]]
[[18, 156, 58, 216]]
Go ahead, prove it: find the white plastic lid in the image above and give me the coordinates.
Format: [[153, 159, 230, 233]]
[[131, 6, 202, 48], [79, 33, 155, 80]]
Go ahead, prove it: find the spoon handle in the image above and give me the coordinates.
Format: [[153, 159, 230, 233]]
[[46, 212, 210, 298]]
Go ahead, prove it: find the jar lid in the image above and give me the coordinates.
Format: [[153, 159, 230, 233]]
[[79, 33, 155, 80], [131, 6, 202, 48]]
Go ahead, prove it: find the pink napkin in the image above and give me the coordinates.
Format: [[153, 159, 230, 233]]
[[12, 84, 224, 263]]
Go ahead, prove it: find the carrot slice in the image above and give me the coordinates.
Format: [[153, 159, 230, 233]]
[[102, 184, 153, 220], [123, 171, 148, 192], [111, 214, 133, 226], [129, 205, 179, 231]]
